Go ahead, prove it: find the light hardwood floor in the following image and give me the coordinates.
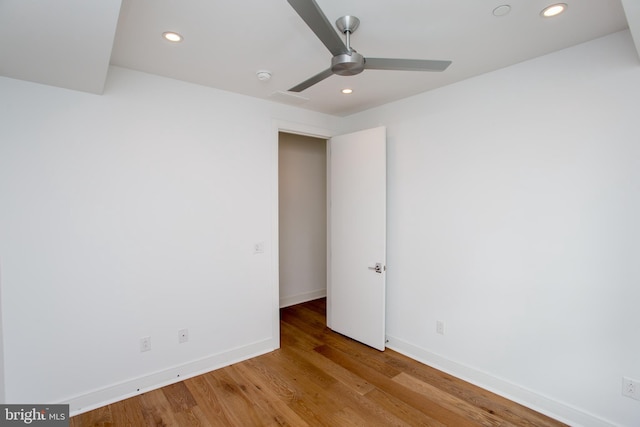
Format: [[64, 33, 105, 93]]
[[71, 298, 566, 426]]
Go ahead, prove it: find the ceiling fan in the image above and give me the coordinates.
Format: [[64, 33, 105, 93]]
[[287, 0, 452, 92]]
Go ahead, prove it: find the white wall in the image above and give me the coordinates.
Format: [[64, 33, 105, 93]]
[[0, 66, 339, 413], [2, 28, 639, 426], [278, 133, 327, 307], [0, 279, 4, 403], [345, 30, 640, 427]]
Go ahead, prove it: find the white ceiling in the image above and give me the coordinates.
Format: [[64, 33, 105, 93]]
[[1, 0, 638, 116]]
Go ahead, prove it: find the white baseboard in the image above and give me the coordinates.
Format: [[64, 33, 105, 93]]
[[385, 336, 616, 427], [63, 338, 276, 416], [280, 289, 326, 308]]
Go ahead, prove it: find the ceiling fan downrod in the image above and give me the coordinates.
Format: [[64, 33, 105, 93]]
[[332, 15, 365, 76], [336, 15, 359, 53]]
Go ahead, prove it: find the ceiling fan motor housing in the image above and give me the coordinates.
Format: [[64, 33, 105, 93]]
[[331, 51, 365, 76]]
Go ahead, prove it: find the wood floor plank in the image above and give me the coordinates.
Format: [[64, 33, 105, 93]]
[[283, 307, 402, 379], [366, 387, 448, 427], [331, 406, 370, 426], [70, 405, 113, 427], [72, 298, 566, 427], [253, 345, 397, 425], [241, 356, 299, 404], [269, 347, 410, 426], [383, 350, 564, 427], [303, 297, 326, 315], [161, 381, 197, 414], [246, 352, 346, 426], [279, 318, 324, 351], [282, 333, 376, 396], [224, 362, 311, 427], [138, 388, 181, 426], [184, 375, 236, 426], [314, 344, 479, 427], [393, 371, 516, 427], [108, 397, 147, 427], [202, 367, 268, 426], [160, 381, 212, 426], [172, 405, 214, 427], [325, 383, 412, 427]]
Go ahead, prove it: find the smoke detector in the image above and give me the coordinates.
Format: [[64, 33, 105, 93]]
[[256, 70, 272, 81]]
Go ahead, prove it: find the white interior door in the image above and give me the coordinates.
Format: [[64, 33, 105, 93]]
[[328, 126, 386, 351]]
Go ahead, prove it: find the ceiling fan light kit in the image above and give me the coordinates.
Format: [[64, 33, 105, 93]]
[[286, 0, 452, 92]]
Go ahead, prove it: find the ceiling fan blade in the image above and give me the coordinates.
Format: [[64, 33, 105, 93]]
[[287, 0, 349, 56], [365, 58, 452, 72], [288, 68, 334, 92]]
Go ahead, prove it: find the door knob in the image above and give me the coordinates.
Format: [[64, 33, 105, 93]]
[[368, 263, 384, 274]]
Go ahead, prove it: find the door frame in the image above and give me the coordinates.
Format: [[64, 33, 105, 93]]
[[271, 120, 335, 349]]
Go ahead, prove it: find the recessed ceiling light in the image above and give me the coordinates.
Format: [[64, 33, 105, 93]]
[[541, 3, 567, 18], [492, 5, 511, 17], [341, 88, 353, 94], [162, 31, 183, 42]]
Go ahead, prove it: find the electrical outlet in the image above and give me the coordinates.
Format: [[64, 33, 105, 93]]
[[622, 377, 640, 400], [178, 328, 189, 344], [140, 336, 151, 352], [436, 320, 445, 335]]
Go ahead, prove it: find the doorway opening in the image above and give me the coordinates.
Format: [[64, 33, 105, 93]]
[[278, 132, 328, 308]]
